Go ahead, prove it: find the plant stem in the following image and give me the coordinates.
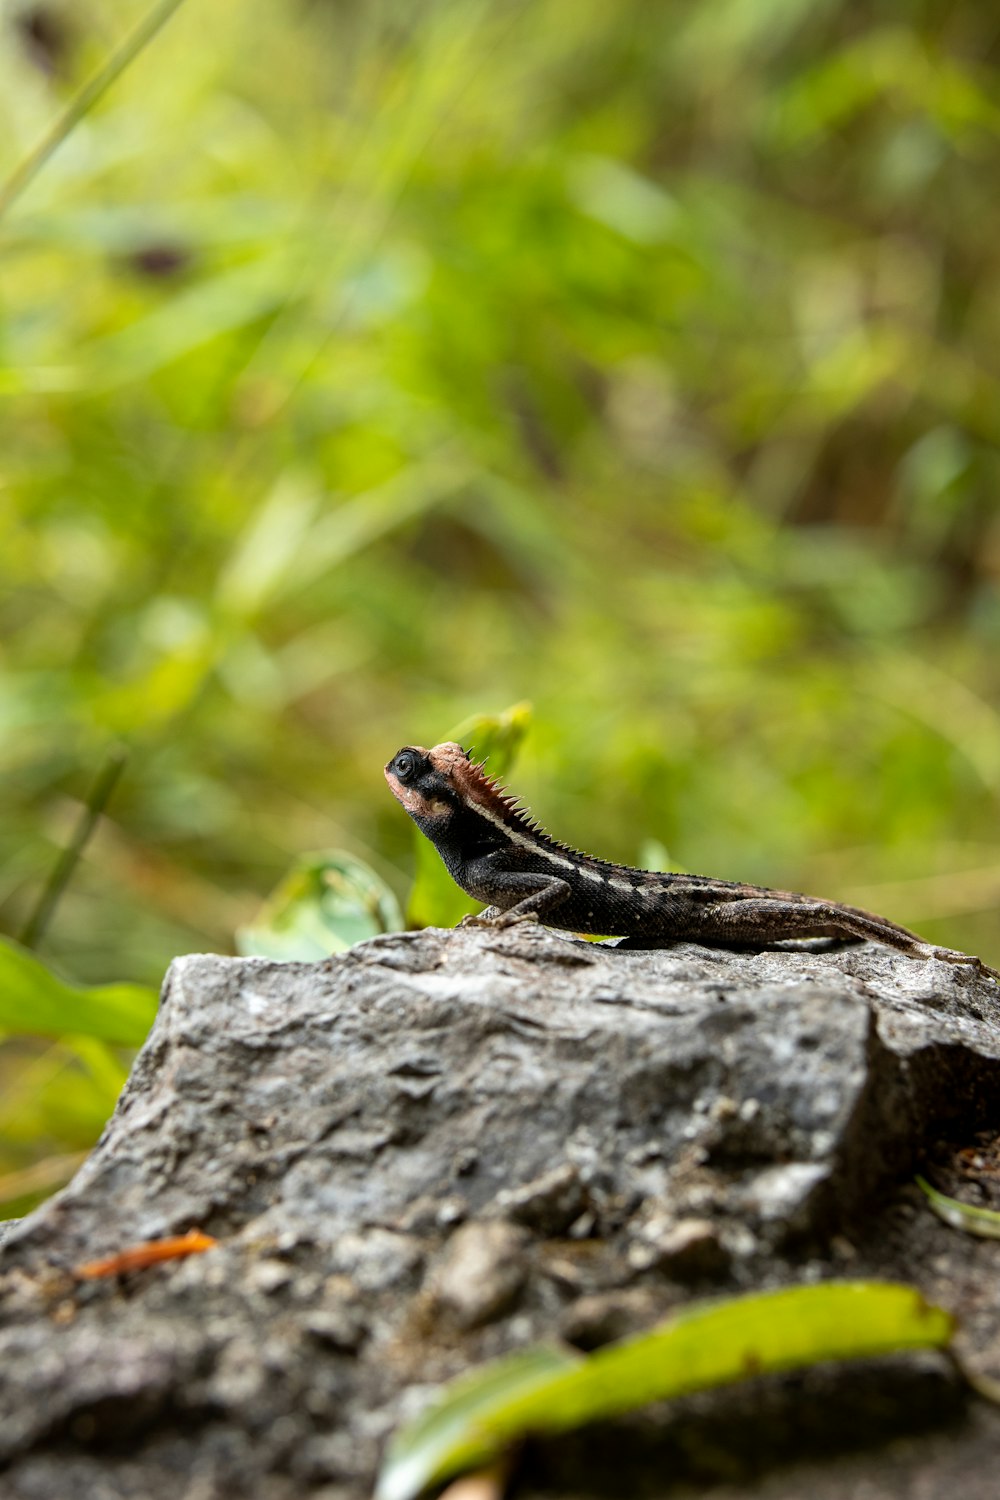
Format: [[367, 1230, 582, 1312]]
[[20, 747, 128, 951], [0, 0, 191, 225]]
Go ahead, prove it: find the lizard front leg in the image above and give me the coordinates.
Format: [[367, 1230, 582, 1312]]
[[459, 868, 572, 930]]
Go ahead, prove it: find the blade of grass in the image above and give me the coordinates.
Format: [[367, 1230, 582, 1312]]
[[20, 746, 127, 951], [916, 1175, 1000, 1238], [0, 0, 191, 223], [379, 1347, 578, 1500]]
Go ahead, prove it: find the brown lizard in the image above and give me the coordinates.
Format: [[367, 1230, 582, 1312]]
[[385, 741, 996, 975]]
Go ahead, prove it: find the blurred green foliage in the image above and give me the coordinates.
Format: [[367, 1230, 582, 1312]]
[[236, 849, 403, 959], [2, 0, 1000, 1203], [0, 934, 155, 1044]]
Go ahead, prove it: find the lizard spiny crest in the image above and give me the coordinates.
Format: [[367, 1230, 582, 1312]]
[[425, 742, 616, 865]]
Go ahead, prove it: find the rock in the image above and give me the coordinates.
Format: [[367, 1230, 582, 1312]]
[[0, 1219, 21, 1249], [492, 1162, 585, 1234], [327, 1228, 424, 1293], [427, 1219, 529, 1328], [627, 1214, 729, 1279], [2, 926, 1000, 1498], [302, 1301, 368, 1355], [246, 1257, 296, 1295], [559, 1286, 675, 1349], [397, 1193, 468, 1235]]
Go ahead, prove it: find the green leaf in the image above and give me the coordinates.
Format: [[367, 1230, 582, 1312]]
[[236, 850, 404, 960], [446, 703, 534, 782], [0, 936, 158, 1047], [0, 1042, 123, 1148], [406, 702, 532, 930], [377, 1346, 579, 1500], [376, 1282, 954, 1500], [916, 1175, 1000, 1238], [0, 1034, 131, 1212]]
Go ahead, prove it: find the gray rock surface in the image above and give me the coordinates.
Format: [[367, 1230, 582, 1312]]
[[3, 926, 1000, 1499]]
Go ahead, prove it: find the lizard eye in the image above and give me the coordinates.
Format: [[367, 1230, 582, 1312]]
[[393, 751, 417, 783]]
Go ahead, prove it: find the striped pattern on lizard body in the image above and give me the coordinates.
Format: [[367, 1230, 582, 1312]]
[[384, 741, 995, 975]]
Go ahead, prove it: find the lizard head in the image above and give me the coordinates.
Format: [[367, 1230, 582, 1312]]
[[385, 741, 527, 843], [384, 742, 466, 833]]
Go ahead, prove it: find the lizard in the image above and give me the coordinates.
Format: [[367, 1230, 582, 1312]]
[[384, 741, 996, 976]]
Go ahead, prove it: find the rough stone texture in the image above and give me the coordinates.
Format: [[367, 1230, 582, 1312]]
[[3, 925, 1000, 1499]]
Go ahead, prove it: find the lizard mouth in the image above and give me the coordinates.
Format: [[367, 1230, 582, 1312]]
[[383, 764, 425, 815], [383, 764, 452, 821]]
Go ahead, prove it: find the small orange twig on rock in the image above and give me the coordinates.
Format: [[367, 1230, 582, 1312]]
[[74, 1228, 218, 1280]]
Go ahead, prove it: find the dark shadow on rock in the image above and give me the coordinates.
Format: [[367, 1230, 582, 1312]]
[[519, 1354, 965, 1496]]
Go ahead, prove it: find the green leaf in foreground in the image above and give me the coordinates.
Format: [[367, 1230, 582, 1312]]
[[376, 1281, 954, 1500], [0, 936, 158, 1047], [917, 1175, 1000, 1239], [406, 702, 532, 930], [378, 1346, 579, 1500], [236, 851, 404, 960]]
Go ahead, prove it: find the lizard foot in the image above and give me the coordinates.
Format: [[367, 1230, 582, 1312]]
[[916, 944, 999, 981], [459, 909, 540, 931], [491, 910, 541, 931]]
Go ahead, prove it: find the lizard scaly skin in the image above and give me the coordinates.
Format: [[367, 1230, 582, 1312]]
[[385, 742, 995, 975]]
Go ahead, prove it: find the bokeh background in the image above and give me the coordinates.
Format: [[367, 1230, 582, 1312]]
[[2, 0, 1000, 1206]]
